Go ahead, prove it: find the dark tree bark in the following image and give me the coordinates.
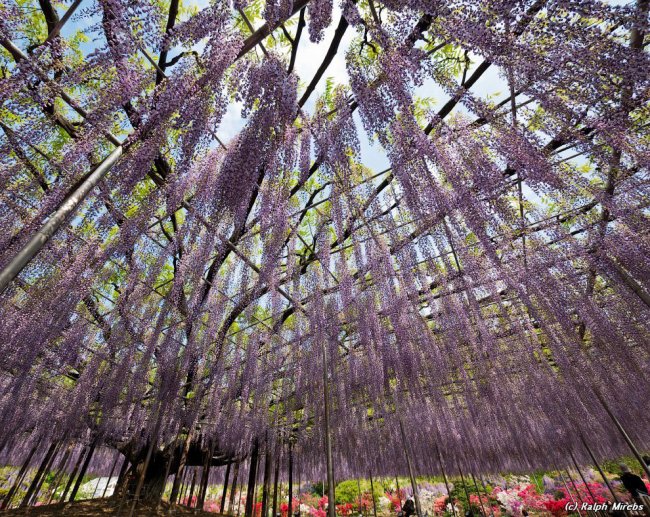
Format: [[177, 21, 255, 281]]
[[245, 440, 260, 517], [60, 446, 87, 502], [272, 450, 280, 517], [288, 443, 293, 517], [1, 438, 41, 509], [221, 462, 232, 513], [261, 444, 272, 517], [198, 441, 215, 509], [229, 462, 240, 513], [69, 438, 97, 502], [21, 441, 60, 507], [187, 469, 198, 507]]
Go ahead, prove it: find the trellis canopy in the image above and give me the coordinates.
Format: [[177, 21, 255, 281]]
[[0, 0, 649, 489]]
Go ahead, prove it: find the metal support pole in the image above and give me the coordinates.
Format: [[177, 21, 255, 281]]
[[399, 419, 422, 517]]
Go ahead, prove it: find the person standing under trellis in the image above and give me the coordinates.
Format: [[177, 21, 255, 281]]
[[401, 496, 415, 517], [619, 464, 649, 503]]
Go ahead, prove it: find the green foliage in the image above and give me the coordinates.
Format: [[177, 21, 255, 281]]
[[335, 479, 382, 505]]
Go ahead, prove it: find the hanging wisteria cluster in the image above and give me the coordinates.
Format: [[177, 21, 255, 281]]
[[0, 0, 649, 502]]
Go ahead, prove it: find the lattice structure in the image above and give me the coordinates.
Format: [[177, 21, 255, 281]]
[[0, 0, 648, 509]]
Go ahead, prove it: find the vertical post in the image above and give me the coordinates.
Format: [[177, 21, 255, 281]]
[[565, 468, 587, 508], [21, 441, 59, 507], [103, 452, 121, 499], [2, 439, 41, 509], [170, 430, 193, 504], [60, 445, 88, 502], [557, 468, 583, 516], [457, 463, 472, 517], [470, 473, 487, 517], [288, 443, 294, 517], [477, 475, 495, 517], [158, 450, 173, 508], [70, 438, 98, 502], [180, 468, 191, 505], [369, 471, 378, 517], [47, 444, 74, 504], [230, 462, 240, 514], [569, 451, 597, 503], [399, 419, 422, 517], [436, 447, 456, 517], [237, 479, 244, 516], [297, 461, 301, 517], [261, 446, 272, 517], [222, 462, 232, 513], [321, 341, 336, 517], [595, 390, 650, 480], [246, 440, 260, 517], [579, 434, 620, 503], [129, 412, 163, 517], [272, 451, 280, 517], [188, 468, 198, 507], [198, 441, 215, 509], [357, 478, 363, 515]]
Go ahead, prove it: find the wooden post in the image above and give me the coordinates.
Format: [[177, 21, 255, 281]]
[[321, 340, 336, 517], [595, 390, 650, 480], [288, 443, 294, 517], [2, 439, 41, 509], [237, 479, 244, 516], [245, 440, 260, 517], [129, 413, 163, 517], [399, 419, 422, 517], [570, 451, 598, 503], [60, 445, 88, 502], [357, 478, 363, 515], [580, 434, 620, 503], [470, 472, 487, 517], [188, 468, 198, 507], [70, 438, 98, 502], [20, 441, 59, 507], [47, 444, 74, 504], [222, 462, 232, 513], [369, 471, 378, 517], [198, 441, 216, 509], [457, 463, 472, 517], [31, 443, 61, 506], [557, 468, 583, 516], [180, 467, 191, 505], [170, 430, 193, 504], [103, 452, 121, 499], [272, 451, 280, 517], [261, 445, 272, 517], [229, 462, 240, 514], [477, 475, 495, 517]]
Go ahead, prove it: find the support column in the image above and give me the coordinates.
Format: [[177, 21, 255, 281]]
[[20, 441, 59, 507], [229, 462, 240, 514], [435, 446, 456, 517], [261, 444, 272, 517], [103, 452, 121, 498], [321, 341, 336, 517], [221, 462, 232, 513], [272, 451, 280, 517], [399, 419, 422, 517], [2, 438, 41, 509], [369, 471, 378, 517], [60, 445, 88, 502], [245, 440, 260, 517], [288, 443, 294, 517], [595, 390, 650, 480], [69, 438, 98, 502], [580, 434, 620, 503]]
